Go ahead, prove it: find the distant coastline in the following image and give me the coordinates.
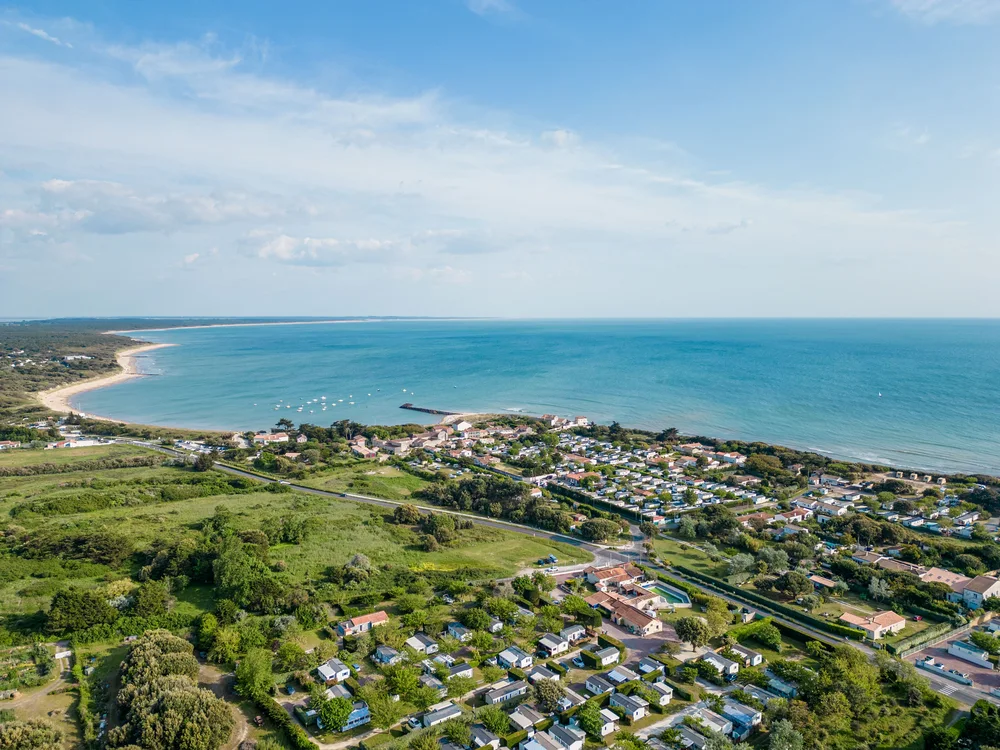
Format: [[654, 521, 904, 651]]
[[106, 317, 476, 335], [37, 342, 175, 418]]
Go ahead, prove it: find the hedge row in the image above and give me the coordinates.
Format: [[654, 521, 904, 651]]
[[885, 620, 955, 656], [659, 677, 697, 702], [248, 689, 318, 750], [502, 729, 529, 748], [70, 655, 97, 748], [672, 566, 864, 641]]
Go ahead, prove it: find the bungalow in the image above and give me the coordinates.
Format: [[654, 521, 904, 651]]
[[593, 646, 621, 667], [419, 674, 447, 698], [955, 511, 981, 527], [809, 575, 838, 591], [585, 674, 615, 696], [538, 633, 569, 657], [447, 662, 474, 680], [509, 705, 546, 733], [728, 644, 763, 667], [695, 709, 733, 737], [352, 444, 377, 459], [838, 611, 906, 640], [422, 701, 464, 728], [526, 665, 559, 684], [324, 684, 352, 701], [737, 512, 774, 528], [484, 679, 529, 705], [337, 610, 389, 637], [721, 700, 762, 740], [548, 724, 585, 750], [702, 653, 740, 677], [373, 645, 402, 666], [766, 673, 798, 699], [775, 507, 812, 523], [405, 633, 439, 655], [317, 658, 351, 684], [676, 727, 709, 750], [561, 624, 587, 643], [489, 617, 504, 633], [253, 432, 289, 444], [595, 708, 620, 736], [648, 682, 673, 706], [498, 646, 533, 670], [471, 727, 502, 750], [637, 656, 664, 675], [328, 702, 370, 732], [557, 688, 586, 712], [447, 622, 472, 643], [609, 692, 649, 722], [851, 550, 884, 566], [606, 665, 640, 685], [0, 441, 21, 450], [776, 524, 807, 539]]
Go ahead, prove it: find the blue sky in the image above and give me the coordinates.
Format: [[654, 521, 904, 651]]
[[1, 0, 998, 317]]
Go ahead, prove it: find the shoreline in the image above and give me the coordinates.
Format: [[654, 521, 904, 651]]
[[36, 342, 176, 418], [105, 317, 479, 335]]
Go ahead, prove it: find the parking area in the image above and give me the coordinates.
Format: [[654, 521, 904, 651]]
[[908, 644, 1000, 690], [601, 620, 677, 662]]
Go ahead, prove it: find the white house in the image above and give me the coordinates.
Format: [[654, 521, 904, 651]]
[[405, 633, 438, 655], [484, 680, 529, 705], [423, 701, 463, 728], [596, 708, 619, 736], [538, 633, 569, 657], [594, 646, 620, 667], [702, 653, 740, 677], [729, 644, 763, 667], [498, 646, 533, 670], [948, 640, 993, 667], [584, 674, 615, 695], [648, 682, 673, 706], [561, 625, 587, 643], [962, 576, 1000, 609], [317, 657, 351, 684], [609, 692, 649, 722]]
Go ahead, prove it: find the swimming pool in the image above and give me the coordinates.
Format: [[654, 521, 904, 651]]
[[651, 583, 692, 607]]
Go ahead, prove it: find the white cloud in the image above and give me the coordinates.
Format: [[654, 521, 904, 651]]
[[182, 252, 200, 265], [467, 0, 516, 16], [888, 0, 1000, 24], [8, 21, 72, 47], [242, 230, 402, 267]]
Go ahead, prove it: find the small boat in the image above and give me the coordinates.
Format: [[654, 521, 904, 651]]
[[878, 392, 882, 397]]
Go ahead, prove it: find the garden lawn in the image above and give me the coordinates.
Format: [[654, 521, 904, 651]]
[[653, 536, 724, 576]]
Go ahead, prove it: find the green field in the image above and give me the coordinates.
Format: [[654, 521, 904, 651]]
[[0, 442, 151, 468], [298, 463, 431, 502]]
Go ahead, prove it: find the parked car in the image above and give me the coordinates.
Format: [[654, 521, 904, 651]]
[[572, 657, 585, 668]]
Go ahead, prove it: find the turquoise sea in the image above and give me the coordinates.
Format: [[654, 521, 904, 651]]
[[73, 319, 1000, 475]]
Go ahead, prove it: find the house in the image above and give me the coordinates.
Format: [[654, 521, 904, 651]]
[[606, 665, 640, 685], [352, 444, 378, 459], [919, 567, 971, 597], [676, 727, 709, 750], [488, 617, 504, 633], [337, 610, 389, 636], [609, 692, 649, 722], [610, 604, 663, 636], [556, 688, 586, 712], [498, 646, 533, 670], [809, 575, 838, 591], [766, 673, 798, 698], [448, 622, 472, 642], [948, 640, 992, 667], [838, 611, 906, 640], [648, 682, 673, 706], [548, 724, 585, 750], [447, 662, 474, 680], [961, 575, 1000, 609], [471, 726, 501, 750], [317, 658, 351, 684], [593, 646, 621, 667], [775, 507, 812, 523], [405, 633, 439, 655], [373, 645, 401, 666], [696, 708, 733, 737], [721, 700, 762, 740], [585, 674, 615, 695], [728, 644, 763, 667], [851, 550, 885, 566], [702, 653, 739, 677], [253, 432, 289, 444], [526, 665, 559, 683], [596, 708, 619, 736], [638, 656, 664, 675], [561, 624, 587, 643], [422, 701, 464, 728], [508, 705, 546, 733], [324, 702, 370, 732], [324, 684, 352, 701], [737, 512, 774, 528], [583, 563, 644, 591], [538, 633, 569, 657], [419, 674, 447, 697], [484, 679, 529, 705], [0, 441, 21, 450]]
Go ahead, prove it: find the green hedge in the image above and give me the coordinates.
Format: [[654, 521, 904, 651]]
[[672, 566, 864, 640], [71, 655, 97, 748], [502, 729, 529, 747], [885, 621, 955, 656], [579, 650, 599, 669], [508, 667, 527, 680], [250, 689, 318, 750], [547, 661, 568, 675], [660, 678, 697, 702]]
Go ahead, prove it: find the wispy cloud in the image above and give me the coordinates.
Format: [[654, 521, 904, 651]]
[[888, 0, 1000, 24], [7, 20, 72, 47], [466, 0, 516, 16], [889, 124, 931, 149]]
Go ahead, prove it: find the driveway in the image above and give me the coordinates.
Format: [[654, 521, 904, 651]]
[[601, 621, 677, 663], [907, 645, 1000, 691]]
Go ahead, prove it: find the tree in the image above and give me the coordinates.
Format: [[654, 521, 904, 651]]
[[577, 701, 605, 739], [580, 519, 621, 542], [236, 647, 274, 697], [357, 684, 405, 729], [922, 726, 956, 750], [774, 571, 812, 599], [728, 553, 756, 578], [476, 705, 510, 736], [194, 452, 215, 472], [768, 719, 804, 750], [469, 631, 494, 655], [318, 695, 353, 732], [209, 626, 241, 663], [971, 631, 1000, 655], [46, 589, 118, 635], [639, 522, 658, 539], [447, 676, 477, 698], [393, 504, 421, 524], [443, 719, 472, 747], [132, 580, 169, 618], [675, 616, 712, 651], [382, 664, 419, 696], [533, 679, 566, 713], [409, 734, 438, 750], [758, 547, 789, 572], [678, 518, 697, 539], [275, 641, 308, 671], [0, 720, 63, 750], [462, 608, 493, 631], [868, 576, 892, 602]]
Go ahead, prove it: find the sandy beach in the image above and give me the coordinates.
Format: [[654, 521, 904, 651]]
[[37, 342, 175, 416]]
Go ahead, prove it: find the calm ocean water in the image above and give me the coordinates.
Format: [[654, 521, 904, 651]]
[[73, 320, 1000, 475]]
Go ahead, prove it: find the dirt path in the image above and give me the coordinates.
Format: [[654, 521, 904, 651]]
[[5, 657, 70, 712], [198, 663, 251, 750]]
